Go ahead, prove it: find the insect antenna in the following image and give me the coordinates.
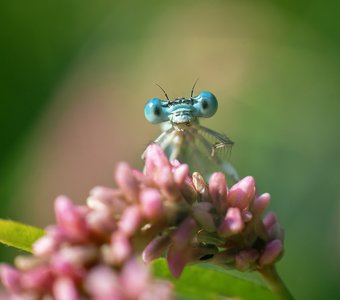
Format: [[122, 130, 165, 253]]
[[155, 83, 170, 100], [190, 77, 200, 97]]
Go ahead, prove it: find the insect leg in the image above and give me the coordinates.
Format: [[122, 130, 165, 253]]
[[198, 125, 234, 158], [153, 128, 183, 161], [141, 128, 173, 159]]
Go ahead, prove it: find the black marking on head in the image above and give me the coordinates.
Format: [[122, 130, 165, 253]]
[[166, 98, 197, 107], [202, 100, 208, 110], [154, 106, 161, 116]]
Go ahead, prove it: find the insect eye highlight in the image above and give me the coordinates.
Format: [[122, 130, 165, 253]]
[[144, 98, 167, 124], [195, 91, 218, 118]]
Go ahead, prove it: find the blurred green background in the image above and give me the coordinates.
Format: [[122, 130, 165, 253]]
[[0, 1, 339, 299]]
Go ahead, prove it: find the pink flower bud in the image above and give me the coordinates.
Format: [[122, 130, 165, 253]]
[[51, 252, 86, 280], [172, 163, 189, 186], [140, 188, 164, 221], [14, 255, 44, 271], [118, 206, 142, 236], [158, 168, 177, 192], [0, 264, 21, 293], [170, 160, 181, 167], [46, 225, 68, 241], [140, 281, 173, 300], [115, 162, 139, 203], [209, 172, 228, 213], [166, 243, 191, 278], [120, 258, 150, 299], [33, 226, 70, 257], [142, 234, 172, 264], [172, 218, 197, 246], [218, 207, 244, 237], [58, 245, 98, 267], [144, 145, 177, 194], [267, 222, 285, 241], [88, 186, 127, 213], [263, 212, 277, 232], [33, 235, 58, 257], [89, 186, 118, 202], [259, 239, 283, 267], [252, 193, 271, 215], [192, 202, 216, 232], [86, 209, 116, 237], [85, 265, 121, 300], [228, 176, 255, 209], [110, 232, 132, 265], [54, 196, 89, 241], [241, 210, 253, 223], [144, 144, 171, 176], [21, 265, 53, 291], [167, 218, 197, 277], [53, 277, 79, 300]]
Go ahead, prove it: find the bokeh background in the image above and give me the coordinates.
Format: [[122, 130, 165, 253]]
[[0, 1, 339, 299]]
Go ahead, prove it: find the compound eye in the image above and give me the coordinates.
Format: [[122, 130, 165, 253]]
[[144, 98, 167, 124], [195, 91, 218, 118]]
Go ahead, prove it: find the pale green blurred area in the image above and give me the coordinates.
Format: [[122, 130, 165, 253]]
[[0, 1, 339, 299]]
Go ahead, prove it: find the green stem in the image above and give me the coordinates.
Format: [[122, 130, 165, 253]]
[[258, 266, 294, 300]]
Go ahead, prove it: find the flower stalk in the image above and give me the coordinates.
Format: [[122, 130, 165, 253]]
[[258, 265, 294, 300]]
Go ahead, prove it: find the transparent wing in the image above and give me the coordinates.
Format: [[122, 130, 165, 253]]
[[185, 124, 239, 181], [196, 124, 234, 158], [149, 123, 239, 182]]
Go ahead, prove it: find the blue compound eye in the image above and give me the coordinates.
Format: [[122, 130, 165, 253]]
[[194, 91, 218, 118], [144, 98, 168, 124]]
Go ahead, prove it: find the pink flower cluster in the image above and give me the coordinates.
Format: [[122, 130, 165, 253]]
[[0, 145, 284, 299]]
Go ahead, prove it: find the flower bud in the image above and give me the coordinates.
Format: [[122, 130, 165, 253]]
[[109, 232, 132, 265], [115, 162, 139, 203], [259, 239, 283, 267], [209, 172, 228, 213], [228, 176, 255, 209], [118, 205, 142, 237], [54, 195, 89, 241], [252, 193, 271, 215], [143, 234, 172, 264], [53, 277, 79, 300], [218, 207, 244, 237], [0, 264, 21, 293], [140, 188, 164, 221], [192, 202, 216, 232], [85, 265, 121, 300]]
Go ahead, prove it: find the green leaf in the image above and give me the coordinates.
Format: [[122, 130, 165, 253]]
[[152, 259, 278, 300], [0, 219, 45, 253]]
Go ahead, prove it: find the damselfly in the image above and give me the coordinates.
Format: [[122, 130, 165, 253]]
[[143, 87, 239, 181]]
